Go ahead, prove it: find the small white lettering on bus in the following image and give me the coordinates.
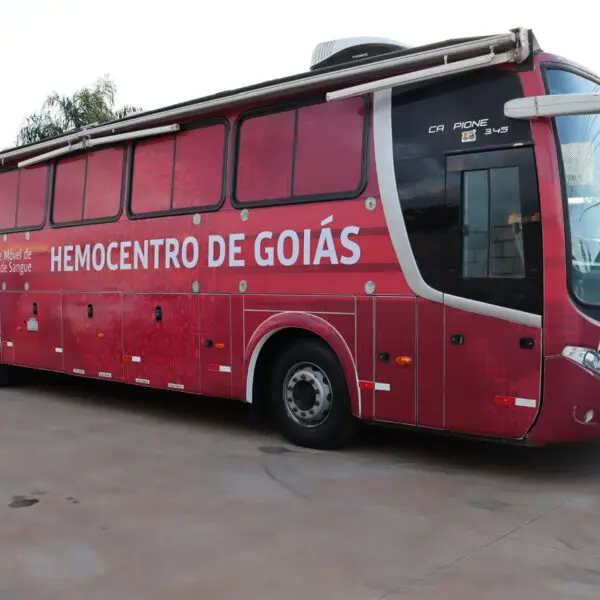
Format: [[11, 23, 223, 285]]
[[428, 124, 444, 134], [453, 119, 489, 130], [0, 247, 33, 276]]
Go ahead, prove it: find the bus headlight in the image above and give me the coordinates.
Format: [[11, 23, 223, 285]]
[[583, 350, 600, 372], [562, 345, 600, 375]]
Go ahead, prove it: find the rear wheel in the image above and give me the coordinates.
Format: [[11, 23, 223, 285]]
[[268, 338, 358, 449]]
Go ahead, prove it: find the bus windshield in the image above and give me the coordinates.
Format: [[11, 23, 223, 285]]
[[547, 68, 600, 305]]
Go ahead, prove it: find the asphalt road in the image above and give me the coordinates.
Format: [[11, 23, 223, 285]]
[[1, 370, 599, 599]]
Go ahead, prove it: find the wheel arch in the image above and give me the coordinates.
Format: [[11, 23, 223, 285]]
[[244, 311, 361, 417]]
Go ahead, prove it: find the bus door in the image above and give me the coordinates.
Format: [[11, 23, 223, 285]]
[[443, 147, 543, 439]]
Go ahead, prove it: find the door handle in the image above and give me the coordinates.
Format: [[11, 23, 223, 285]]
[[451, 334, 464, 345]]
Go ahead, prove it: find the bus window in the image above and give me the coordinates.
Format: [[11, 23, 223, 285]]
[[236, 109, 295, 203], [53, 155, 86, 223], [0, 170, 19, 230], [462, 166, 525, 279], [53, 149, 123, 226], [130, 135, 175, 215], [83, 148, 123, 220], [172, 123, 226, 210], [16, 165, 47, 228], [293, 98, 364, 196], [234, 97, 367, 205], [546, 67, 600, 306], [0, 166, 48, 231], [446, 148, 542, 314], [130, 122, 227, 216]]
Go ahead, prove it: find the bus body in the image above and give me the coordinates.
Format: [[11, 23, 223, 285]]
[[1, 27, 600, 449]]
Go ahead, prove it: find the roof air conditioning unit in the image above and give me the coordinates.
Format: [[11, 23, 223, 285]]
[[310, 36, 411, 71]]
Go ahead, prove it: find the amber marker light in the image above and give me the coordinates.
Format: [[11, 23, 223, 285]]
[[396, 356, 412, 366]]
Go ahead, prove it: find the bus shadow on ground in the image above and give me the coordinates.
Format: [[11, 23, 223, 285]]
[[357, 424, 600, 483], [10, 367, 600, 483]]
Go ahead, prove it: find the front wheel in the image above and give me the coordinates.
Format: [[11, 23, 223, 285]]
[[268, 338, 359, 449]]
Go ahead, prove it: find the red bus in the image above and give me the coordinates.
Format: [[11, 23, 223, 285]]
[[1, 27, 600, 449]]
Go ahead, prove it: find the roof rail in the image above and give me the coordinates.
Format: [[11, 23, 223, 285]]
[[17, 124, 180, 168], [327, 28, 529, 101], [1, 27, 531, 168]]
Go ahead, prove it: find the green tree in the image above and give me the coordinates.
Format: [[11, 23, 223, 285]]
[[16, 75, 142, 146]]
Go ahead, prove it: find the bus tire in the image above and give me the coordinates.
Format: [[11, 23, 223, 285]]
[[268, 338, 358, 450]]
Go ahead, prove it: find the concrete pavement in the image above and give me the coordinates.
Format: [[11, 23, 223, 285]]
[[1, 371, 599, 599]]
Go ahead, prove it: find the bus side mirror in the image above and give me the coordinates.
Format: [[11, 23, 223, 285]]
[[504, 93, 600, 119]]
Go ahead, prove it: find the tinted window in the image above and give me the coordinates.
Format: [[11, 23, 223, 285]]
[[392, 69, 542, 314], [53, 155, 86, 223], [293, 98, 365, 196], [234, 96, 367, 205], [83, 148, 124, 220], [172, 125, 227, 210], [0, 165, 48, 231], [449, 150, 542, 313], [462, 170, 490, 278], [394, 156, 455, 291], [130, 122, 227, 216], [392, 70, 532, 158], [130, 136, 174, 214], [16, 164, 48, 228], [53, 149, 124, 225], [0, 170, 19, 230], [462, 166, 525, 279], [236, 110, 295, 203]]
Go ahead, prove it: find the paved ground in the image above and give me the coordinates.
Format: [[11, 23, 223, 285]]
[[1, 370, 599, 599]]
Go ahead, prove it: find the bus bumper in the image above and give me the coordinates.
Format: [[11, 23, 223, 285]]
[[527, 352, 600, 444]]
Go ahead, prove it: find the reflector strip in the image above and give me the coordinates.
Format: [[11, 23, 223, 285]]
[[73, 368, 85, 375], [54, 347, 63, 353], [168, 383, 184, 390], [219, 365, 231, 373], [125, 355, 142, 363], [495, 395, 537, 408], [98, 372, 112, 379], [4, 341, 13, 347], [359, 380, 391, 391], [135, 378, 150, 385], [515, 397, 537, 408]]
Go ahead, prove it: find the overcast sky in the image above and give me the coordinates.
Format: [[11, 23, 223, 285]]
[[0, 0, 596, 150]]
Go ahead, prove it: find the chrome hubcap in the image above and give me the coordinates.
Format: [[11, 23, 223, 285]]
[[282, 362, 332, 428]]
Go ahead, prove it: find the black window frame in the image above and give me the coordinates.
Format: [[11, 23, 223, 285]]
[[445, 146, 544, 314], [0, 164, 50, 234], [230, 94, 370, 209], [50, 143, 128, 229], [126, 117, 230, 221]]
